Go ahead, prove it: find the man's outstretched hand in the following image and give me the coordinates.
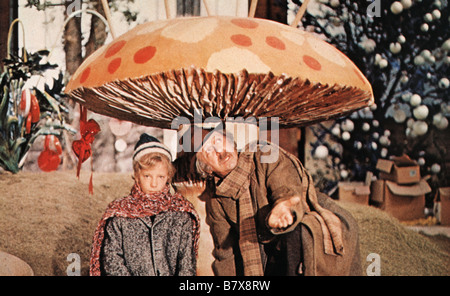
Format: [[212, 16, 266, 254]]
[[267, 196, 301, 229]]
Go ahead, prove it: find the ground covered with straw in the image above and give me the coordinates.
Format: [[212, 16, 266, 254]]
[[0, 171, 448, 276]]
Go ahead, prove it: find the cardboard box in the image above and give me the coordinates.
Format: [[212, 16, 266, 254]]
[[376, 155, 420, 185], [434, 187, 450, 225], [338, 181, 370, 205], [372, 179, 431, 221]]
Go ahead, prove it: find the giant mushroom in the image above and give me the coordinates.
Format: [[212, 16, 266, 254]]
[[65, 16, 374, 129]]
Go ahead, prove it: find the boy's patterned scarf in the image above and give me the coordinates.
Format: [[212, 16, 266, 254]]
[[89, 183, 200, 276]]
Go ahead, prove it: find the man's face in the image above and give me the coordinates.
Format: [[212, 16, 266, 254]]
[[197, 132, 238, 178]]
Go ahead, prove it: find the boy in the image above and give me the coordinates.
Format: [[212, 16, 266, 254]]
[[89, 133, 200, 276]]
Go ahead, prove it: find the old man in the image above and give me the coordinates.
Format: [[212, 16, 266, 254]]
[[180, 125, 362, 276]]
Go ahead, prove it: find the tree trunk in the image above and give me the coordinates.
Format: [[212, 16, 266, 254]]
[[177, 0, 200, 16], [63, 1, 83, 76], [253, 0, 287, 23], [85, 0, 107, 58]]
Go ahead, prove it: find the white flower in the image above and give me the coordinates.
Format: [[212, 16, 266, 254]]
[[418, 157, 425, 166], [341, 119, 354, 132], [410, 94, 422, 106], [331, 126, 341, 137], [401, 0, 412, 9], [360, 38, 377, 53], [390, 42, 402, 54], [432, 9, 441, 20], [378, 59, 388, 68], [421, 23, 429, 32], [374, 53, 382, 64], [379, 135, 390, 146], [434, 1, 442, 9], [442, 39, 450, 51], [438, 77, 449, 89], [394, 109, 406, 123], [407, 118, 415, 128], [391, 2, 403, 14], [412, 121, 428, 136], [401, 92, 411, 102], [414, 55, 425, 66], [342, 131, 351, 141], [362, 122, 371, 131], [433, 114, 449, 130], [431, 163, 441, 174], [421, 49, 432, 58], [424, 13, 433, 22], [330, 0, 340, 8], [413, 105, 429, 120], [314, 145, 329, 159], [398, 35, 406, 44]]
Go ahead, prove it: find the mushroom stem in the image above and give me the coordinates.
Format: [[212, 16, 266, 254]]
[[164, 0, 171, 19], [101, 0, 116, 39], [291, 0, 311, 28], [248, 0, 258, 18], [202, 0, 212, 16]]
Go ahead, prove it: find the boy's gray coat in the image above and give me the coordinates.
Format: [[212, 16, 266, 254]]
[[100, 211, 196, 276]]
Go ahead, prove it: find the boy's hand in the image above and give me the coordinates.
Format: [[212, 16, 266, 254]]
[[267, 196, 301, 229]]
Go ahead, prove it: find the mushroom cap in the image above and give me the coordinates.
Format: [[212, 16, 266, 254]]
[[65, 16, 374, 128]]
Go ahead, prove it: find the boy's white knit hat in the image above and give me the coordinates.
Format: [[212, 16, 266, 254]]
[[133, 133, 172, 162]]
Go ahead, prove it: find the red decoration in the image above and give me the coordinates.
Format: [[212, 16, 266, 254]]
[[38, 135, 62, 172], [72, 104, 101, 194], [20, 89, 40, 134]]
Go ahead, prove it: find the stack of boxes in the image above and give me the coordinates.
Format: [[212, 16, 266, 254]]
[[338, 174, 371, 205], [371, 154, 431, 221]]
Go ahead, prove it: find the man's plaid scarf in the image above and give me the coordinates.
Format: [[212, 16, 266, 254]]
[[89, 183, 200, 276]]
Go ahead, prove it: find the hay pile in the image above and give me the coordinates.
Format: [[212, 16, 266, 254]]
[[339, 201, 450, 276], [0, 170, 133, 276], [0, 171, 448, 276]]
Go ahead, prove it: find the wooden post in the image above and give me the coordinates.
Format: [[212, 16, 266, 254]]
[[291, 0, 311, 28], [0, 0, 18, 69], [248, 0, 258, 17], [100, 0, 116, 39]]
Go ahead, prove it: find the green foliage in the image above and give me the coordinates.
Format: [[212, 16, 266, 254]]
[[0, 50, 73, 173]]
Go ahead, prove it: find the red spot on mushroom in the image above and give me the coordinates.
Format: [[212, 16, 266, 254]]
[[353, 68, 367, 85], [231, 18, 259, 29], [303, 55, 322, 71], [105, 40, 126, 58], [108, 58, 121, 74], [134, 46, 157, 64], [266, 36, 285, 50], [80, 67, 91, 83], [231, 34, 252, 47]]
